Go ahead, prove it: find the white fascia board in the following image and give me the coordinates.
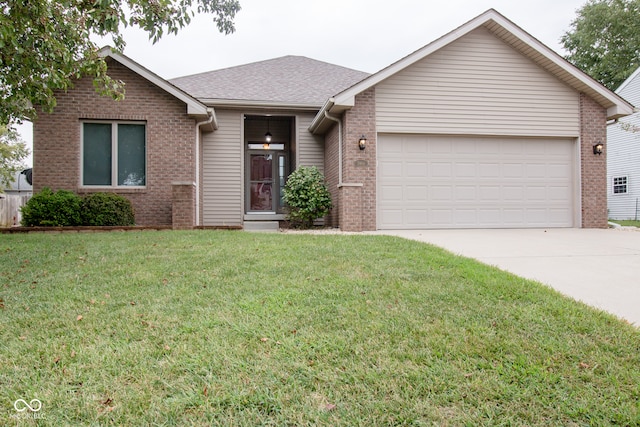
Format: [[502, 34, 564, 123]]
[[616, 66, 640, 94], [331, 9, 633, 118], [200, 98, 321, 111], [98, 46, 209, 117], [485, 12, 634, 117]]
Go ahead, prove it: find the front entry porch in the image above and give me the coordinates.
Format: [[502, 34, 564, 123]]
[[243, 115, 294, 228]]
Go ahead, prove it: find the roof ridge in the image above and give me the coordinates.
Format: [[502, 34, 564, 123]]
[[170, 55, 367, 82]]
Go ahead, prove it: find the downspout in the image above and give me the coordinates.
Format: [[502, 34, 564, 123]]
[[324, 111, 343, 186], [195, 108, 215, 226]]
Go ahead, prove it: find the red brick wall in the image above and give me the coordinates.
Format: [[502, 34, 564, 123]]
[[341, 88, 377, 231], [579, 93, 608, 228], [172, 182, 196, 229], [33, 58, 197, 225]]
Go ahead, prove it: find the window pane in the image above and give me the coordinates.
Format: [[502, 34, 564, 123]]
[[118, 124, 146, 186], [83, 123, 112, 185], [250, 154, 272, 181]]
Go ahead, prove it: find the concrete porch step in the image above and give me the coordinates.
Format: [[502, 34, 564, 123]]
[[243, 221, 280, 232]]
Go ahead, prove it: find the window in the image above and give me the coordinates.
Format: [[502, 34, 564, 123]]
[[613, 176, 628, 194], [82, 122, 146, 187]]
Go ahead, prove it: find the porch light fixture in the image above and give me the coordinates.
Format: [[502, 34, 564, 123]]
[[358, 135, 367, 150], [593, 141, 604, 155], [264, 118, 272, 144]]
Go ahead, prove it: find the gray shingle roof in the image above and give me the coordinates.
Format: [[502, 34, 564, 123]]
[[169, 56, 370, 107]]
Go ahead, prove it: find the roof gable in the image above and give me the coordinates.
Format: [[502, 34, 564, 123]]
[[616, 66, 640, 106], [169, 56, 369, 109], [98, 46, 214, 126], [310, 8, 633, 133]]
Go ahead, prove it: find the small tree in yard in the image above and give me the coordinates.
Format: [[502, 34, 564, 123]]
[[283, 166, 332, 229]]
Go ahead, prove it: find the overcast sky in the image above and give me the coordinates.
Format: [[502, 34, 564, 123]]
[[18, 0, 588, 165]]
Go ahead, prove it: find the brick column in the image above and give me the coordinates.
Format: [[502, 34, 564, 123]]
[[341, 88, 377, 231], [172, 182, 196, 230], [339, 184, 364, 231], [579, 94, 608, 228]]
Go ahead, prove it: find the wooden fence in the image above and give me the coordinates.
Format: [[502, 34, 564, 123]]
[[0, 194, 31, 227]]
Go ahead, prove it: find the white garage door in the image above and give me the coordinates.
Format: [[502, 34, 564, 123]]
[[378, 135, 576, 229]]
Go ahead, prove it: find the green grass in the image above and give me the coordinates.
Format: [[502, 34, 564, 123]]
[[609, 219, 640, 227], [0, 231, 638, 426]]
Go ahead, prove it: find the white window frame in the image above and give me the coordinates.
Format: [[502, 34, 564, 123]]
[[81, 121, 147, 188], [612, 176, 628, 195]]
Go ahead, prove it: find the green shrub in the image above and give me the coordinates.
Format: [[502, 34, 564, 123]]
[[81, 192, 135, 226], [282, 166, 332, 229], [21, 187, 82, 226]]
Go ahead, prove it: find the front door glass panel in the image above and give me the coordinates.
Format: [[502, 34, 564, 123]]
[[249, 154, 273, 211]]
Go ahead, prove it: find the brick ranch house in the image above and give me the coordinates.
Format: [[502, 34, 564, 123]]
[[33, 9, 634, 231]]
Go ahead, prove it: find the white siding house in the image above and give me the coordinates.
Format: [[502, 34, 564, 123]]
[[608, 67, 640, 220]]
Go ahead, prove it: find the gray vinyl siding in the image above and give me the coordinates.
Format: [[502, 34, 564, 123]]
[[202, 110, 243, 226], [297, 112, 324, 172], [376, 27, 580, 137], [607, 71, 640, 220]]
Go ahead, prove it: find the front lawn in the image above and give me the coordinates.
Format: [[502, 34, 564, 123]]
[[610, 219, 640, 227], [0, 231, 638, 425]]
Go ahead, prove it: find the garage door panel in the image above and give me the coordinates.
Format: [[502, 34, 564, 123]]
[[549, 164, 571, 178], [526, 186, 546, 201], [455, 209, 478, 225], [431, 209, 454, 226], [406, 163, 428, 177], [526, 164, 546, 178], [548, 185, 571, 200], [479, 209, 502, 225], [431, 163, 452, 177], [379, 209, 404, 227], [430, 140, 453, 154], [380, 185, 404, 202], [380, 161, 403, 178], [406, 185, 428, 200], [406, 209, 428, 225], [479, 163, 500, 178], [456, 163, 477, 177], [480, 186, 501, 201], [503, 163, 524, 178], [432, 185, 453, 200], [455, 186, 477, 201], [378, 135, 575, 229]]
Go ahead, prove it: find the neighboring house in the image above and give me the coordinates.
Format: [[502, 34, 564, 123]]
[[4, 169, 32, 195], [0, 169, 32, 227], [33, 9, 634, 231], [607, 66, 640, 220]]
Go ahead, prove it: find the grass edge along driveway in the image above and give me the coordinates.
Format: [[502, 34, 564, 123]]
[[0, 231, 638, 426]]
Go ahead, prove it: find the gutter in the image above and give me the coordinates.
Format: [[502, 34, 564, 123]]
[[194, 108, 216, 226], [322, 111, 363, 191], [323, 111, 343, 186], [309, 98, 335, 134]]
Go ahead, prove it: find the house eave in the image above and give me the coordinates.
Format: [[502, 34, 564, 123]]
[[325, 9, 634, 122], [98, 46, 211, 119], [309, 98, 355, 135], [200, 98, 321, 112]]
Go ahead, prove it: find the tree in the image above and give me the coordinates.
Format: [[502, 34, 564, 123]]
[[0, 125, 29, 191], [561, 0, 640, 90], [0, 0, 241, 126]]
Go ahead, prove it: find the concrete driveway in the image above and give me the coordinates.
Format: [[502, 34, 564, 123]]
[[376, 228, 640, 326]]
